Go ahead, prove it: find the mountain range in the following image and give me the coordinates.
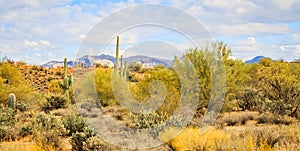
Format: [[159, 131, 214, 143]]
[[42, 55, 270, 68], [245, 55, 270, 64], [42, 54, 172, 68]]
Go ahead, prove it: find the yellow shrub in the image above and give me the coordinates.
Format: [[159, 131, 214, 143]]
[[160, 127, 230, 151]]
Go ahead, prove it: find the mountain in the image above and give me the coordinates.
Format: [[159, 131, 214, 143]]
[[42, 60, 74, 68], [124, 55, 172, 68], [42, 54, 172, 68], [245, 55, 269, 64]]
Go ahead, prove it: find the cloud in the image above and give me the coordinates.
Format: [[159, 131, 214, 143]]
[[248, 37, 256, 44], [0, 0, 299, 64], [40, 40, 51, 46], [24, 40, 39, 47]]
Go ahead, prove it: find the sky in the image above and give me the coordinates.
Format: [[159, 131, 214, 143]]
[[0, 0, 299, 65]]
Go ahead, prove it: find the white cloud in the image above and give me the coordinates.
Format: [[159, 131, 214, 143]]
[[40, 40, 51, 46], [79, 34, 86, 39], [248, 37, 256, 44], [0, 1, 299, 64], [293, 34, 300, 42], [24, 40, 39, 47]]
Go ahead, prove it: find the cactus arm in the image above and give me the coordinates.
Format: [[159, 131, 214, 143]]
[[68, 74, 73, 87], [115, 36, 119, 70], [120, 55, 123, 77], [123, 61, 127, 79]]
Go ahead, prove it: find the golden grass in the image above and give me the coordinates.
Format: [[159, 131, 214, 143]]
[[160, 123, 300, 151], [0, 141, 44, 151]]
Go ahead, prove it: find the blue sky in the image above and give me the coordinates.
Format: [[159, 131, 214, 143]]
[[0, 0, 299, 65]]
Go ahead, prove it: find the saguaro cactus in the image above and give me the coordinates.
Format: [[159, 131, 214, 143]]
[[58, 58, 73, 103], [8, 93, 16, 111], [114, 36, 127, 79]]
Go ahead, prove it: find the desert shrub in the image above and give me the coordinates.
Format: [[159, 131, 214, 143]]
[[62, 114, 87, 136], [70, 127, 96, 151], [222, 113, 241, 126], [42, 94, 67, 112], [160, 127, 230, 151], [256, 112, 295, 125], [274, 138, 300, 151], [0, 126, 18, 141], [131, 111, 168, 129], [0, 62, 39, 106], [237, 88, 260, 111], [83, 136, 116, 151], [0, 104, 16, 126], [18, 122, 32, 137], [94, 68, 116, 107], [32, 113, 65, 150]]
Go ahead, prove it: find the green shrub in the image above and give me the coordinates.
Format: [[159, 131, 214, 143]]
[[42, 94, 67, 112], [70, 127, 95, 151], [0, 104, 16, 126], [131, 111, 168, 129], [83, 136, 114, 151], [222, 113, 241, 126], [32, 113, 65, 150], [0, 126, 17, 141], [62, 114, 87, 136], [18, 122, 32, 137]]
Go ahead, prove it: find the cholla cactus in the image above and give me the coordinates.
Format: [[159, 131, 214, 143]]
[[58, 58, 73, 103], [8, 93, 16, 111]]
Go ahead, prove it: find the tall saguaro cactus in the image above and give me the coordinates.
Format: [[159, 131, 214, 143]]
[[8, 93, 16, 111], [114, 36, 127, 79], [59, 58, 73, 103]]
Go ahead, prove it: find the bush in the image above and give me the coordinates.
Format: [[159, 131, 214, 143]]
[[83, 136, 115, 151], [0, 127, 17, 141], [62, 114, 87, 136], [18, 122, 32, 137], [131, 111, 168, 129], [32, 113, 65, 150], [42, 95, 68, 112], [0, 104, 16, 126], [256, 113, 295, 125], [160, 127, 230, 151], [70, 127, 95, 151], [222, 113, 241, 126]]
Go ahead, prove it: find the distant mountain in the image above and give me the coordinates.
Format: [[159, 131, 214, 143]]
[[42, 60, 74, 68], [42, 54, 172, 68], [245, 55, 270, 64], [124, 55, 172, 68]]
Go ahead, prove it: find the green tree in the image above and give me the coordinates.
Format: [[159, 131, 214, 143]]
[[0, 62, 39, 106], [184, 42, 230, 114]]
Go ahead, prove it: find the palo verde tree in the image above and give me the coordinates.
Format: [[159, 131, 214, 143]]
[[258, 60, 300, 117], [184, 42, 229, 115]]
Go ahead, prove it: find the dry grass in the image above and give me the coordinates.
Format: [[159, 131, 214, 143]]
[[0, 137, 46, 151], [159, 122, 300, 151]]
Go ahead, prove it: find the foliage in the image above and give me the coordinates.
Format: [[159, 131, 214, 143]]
[[62, 114, 87, 136], [94, 68, 116, 107], [160, 127, 230, 151], [70, 127, 96, 151], [42, 94, 68, 112], [131, 111, 168, 129], [0, 104, 16, 141], [32, 113, 65, 150], [0, 62, 38, 106]]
